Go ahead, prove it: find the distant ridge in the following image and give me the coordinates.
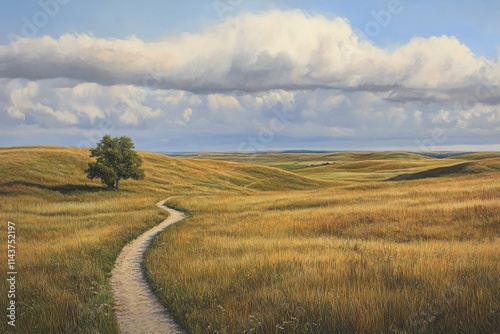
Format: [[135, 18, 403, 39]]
[[160, 150, 484, 157]]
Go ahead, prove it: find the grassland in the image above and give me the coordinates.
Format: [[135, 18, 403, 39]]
[[189, 152, 474, 182], [1, 147, 499, 333], [0, 146, 321, 333], [146, 168, 500, 333]]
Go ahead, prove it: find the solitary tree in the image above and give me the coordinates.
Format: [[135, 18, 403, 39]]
[[85, 135, 145, 190]]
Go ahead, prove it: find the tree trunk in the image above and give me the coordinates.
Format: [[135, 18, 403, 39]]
[[115, 179, 120, 191]]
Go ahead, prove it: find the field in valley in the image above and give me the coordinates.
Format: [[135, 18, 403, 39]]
[[1, 147, 499, 333], [189, 151, 484, 183]]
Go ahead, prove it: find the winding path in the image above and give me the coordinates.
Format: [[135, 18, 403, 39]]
[[110, 198, 185, 334]]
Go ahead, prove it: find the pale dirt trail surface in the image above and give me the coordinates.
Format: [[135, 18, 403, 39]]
[[111, 198, 185, 334]]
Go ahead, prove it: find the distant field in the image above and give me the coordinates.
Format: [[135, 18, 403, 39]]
[[187, 151, 486, 182], [1, 147, 499, 333]]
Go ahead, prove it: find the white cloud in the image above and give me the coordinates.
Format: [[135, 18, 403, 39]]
[[182, 108, 193, 123], [0, 10, 498, 102], [1, 10, 499, 148], [187, 95, 202, 105], [156, 91, 186, 105], [0, 79, 165, 128], [207, 94, 242, 112], [432, 109, 452, 124]]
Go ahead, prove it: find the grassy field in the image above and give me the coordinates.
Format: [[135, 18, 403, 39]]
[[145, 164, 500, 333], [0, 146, 321, 333], [1, 147, 499, 333], [188, 152, 474, 182]]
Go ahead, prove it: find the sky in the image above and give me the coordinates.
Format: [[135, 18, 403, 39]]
[[0, 0, 499, 152]]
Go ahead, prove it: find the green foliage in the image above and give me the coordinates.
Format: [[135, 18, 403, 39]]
[[85, 135, 145, 190]]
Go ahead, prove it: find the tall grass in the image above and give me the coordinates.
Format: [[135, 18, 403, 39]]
[[0, 148, 170, 333], [1, 147, 499, 333], [0, 146, 320, 333], [145, 173, 500, 333]]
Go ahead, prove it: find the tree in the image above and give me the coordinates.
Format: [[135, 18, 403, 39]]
[[85, 135, 145, 190]]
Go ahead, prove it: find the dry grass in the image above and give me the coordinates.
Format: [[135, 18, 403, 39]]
[[1, 146, 499, 333], [0, 146, 320, 333], [0, 148, 167, 333], [146, 172, 500, 333], [189, 151, 472, 182]]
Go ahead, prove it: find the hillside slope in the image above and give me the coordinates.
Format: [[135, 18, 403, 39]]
[[450, 152, 500, 160], [189, 151, 476, 182], [388, 158, 500, 181], [0, 146, 326, 334], [0, 146, 328, 195]]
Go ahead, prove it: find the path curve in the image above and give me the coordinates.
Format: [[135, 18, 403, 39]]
[[110, 198, 185, 334]]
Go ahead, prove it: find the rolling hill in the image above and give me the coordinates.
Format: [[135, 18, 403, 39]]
[[0, 146, 327, 333], [1, 147, 498, 333], [388, 157, 500, 181]]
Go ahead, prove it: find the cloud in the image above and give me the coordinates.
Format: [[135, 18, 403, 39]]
[[0, 10, 498, 104], [207, 94, 242, 112], [156, 90, 186, 105], [0, 79, 164, 128], [1, 10, 499, 150], [182, 108, 193, 123], [1, 78, 498, 144]]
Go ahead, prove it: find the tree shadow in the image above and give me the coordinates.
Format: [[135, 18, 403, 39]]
[[49, 184, 107, 194], [0, 181, 106, 195]]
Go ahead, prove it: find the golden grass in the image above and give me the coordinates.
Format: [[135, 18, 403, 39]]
[[1, 146, 499, 333], [0, 148, 167, 333], [189, 151, 474, 182], [145, 173, 500, 333], [0, 146, 321, 333]]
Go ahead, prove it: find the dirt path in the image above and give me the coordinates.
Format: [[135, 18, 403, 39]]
[[110, 199, 185, 334]]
